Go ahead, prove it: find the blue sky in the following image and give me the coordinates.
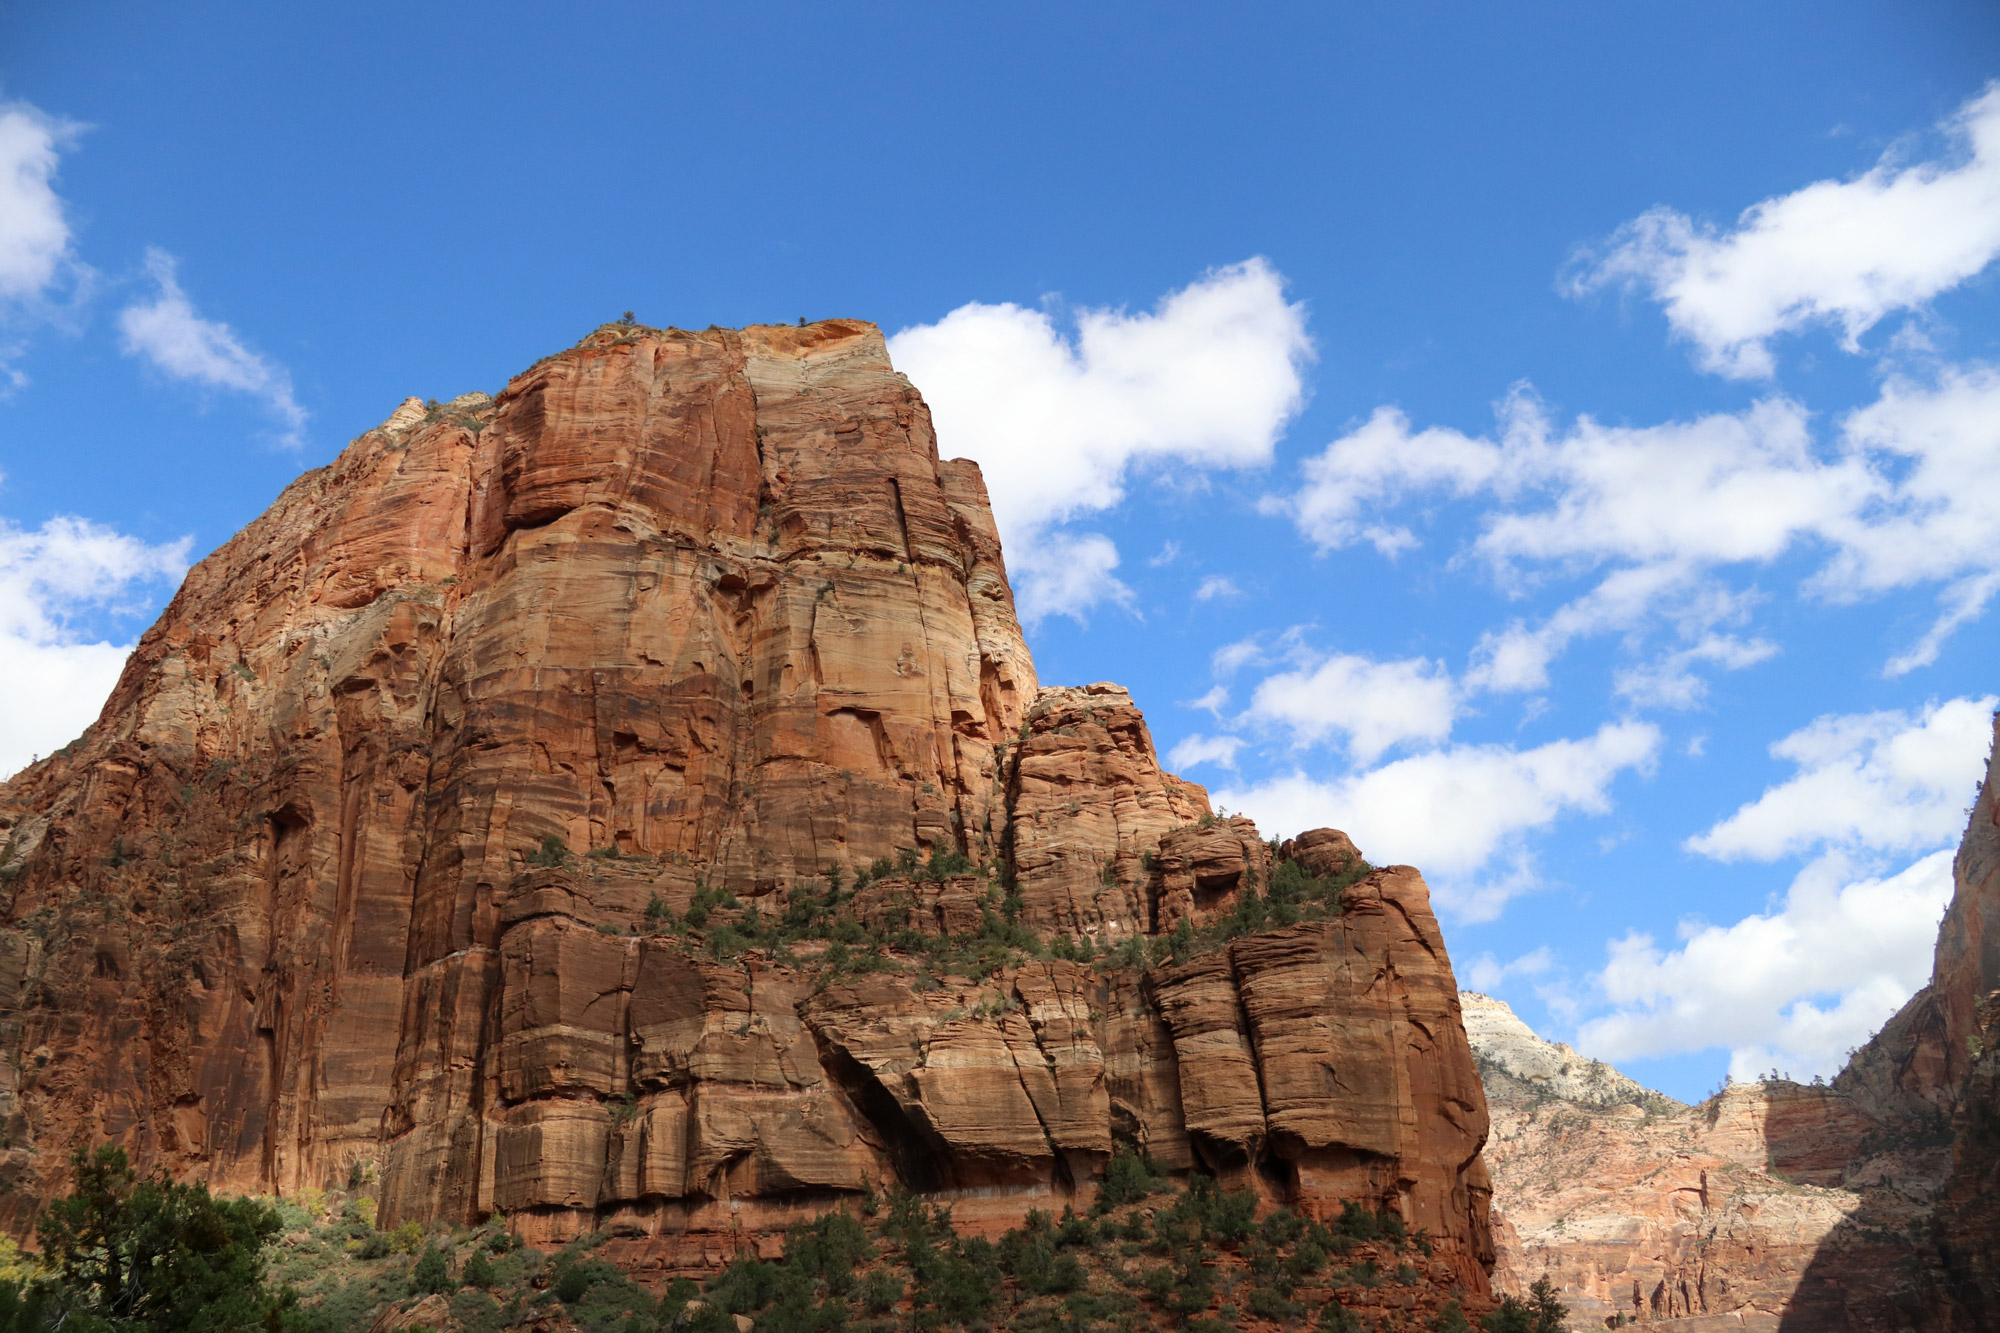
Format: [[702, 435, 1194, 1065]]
[[3, 2, 1999, 1100]]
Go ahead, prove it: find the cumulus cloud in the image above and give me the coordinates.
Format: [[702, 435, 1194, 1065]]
[[1215, 720, 1662, 920], [1262, 404, 1502, 554], [1580, 849, 1957, 1080], [0, 101, 77, 303], [0, 516, 191, 778], [1167, 733, 1242, 772], [1687, 696, 1995, 862], [890, 258, 1311, 622], [1612, 634, 1779, 710], [1578, 695, 1994, 1078], [1242, 650, 1458, 763], [1007, 530, 1131, 625], [0, 99, 86, 385], [1568, 82, 2000, 378], [118, 248, 306, 446], [1826, 364, 2000, 595]]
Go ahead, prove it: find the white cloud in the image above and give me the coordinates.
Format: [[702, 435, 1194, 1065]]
[[117, 248, 306, 445], [1579, 849, 1956, 1080], [1193, 575, 1240, 602], [1212, 634, 1268, 677], [1886, 572, 2000, 677], [1580, 696, 1993, 1076], [1264, 404, 1501, 554], [1243, 650, 1457, 763], [1278, 363, 2000, 690], [1215, 720, 1661, 919], [1612, 634, 1779, 710], [0, 516, 191, 778], [0, 101, 77, 305], [1008, 530, 1131, 625], [1825, 364, 2000, 594], [0, 99, 86, 387], [891, 258, 1311, 622], [1187, 685, 1229, 716], [1167, 733, 1242, 772], [1466, 946, 1554, 994], [1568, 82, 2000, 378], [1687, 695, 1995, 863]]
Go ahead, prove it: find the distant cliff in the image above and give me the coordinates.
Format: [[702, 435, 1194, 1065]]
[[0, 320, 1496, 1308], [1467, 708, 2000, 1332]]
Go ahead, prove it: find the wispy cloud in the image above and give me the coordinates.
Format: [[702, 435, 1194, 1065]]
[[118, 248, 306, 446], [1192, 574, 1240, 602]]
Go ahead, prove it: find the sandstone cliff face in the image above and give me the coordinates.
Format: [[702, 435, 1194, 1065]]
[[1470, 993, 1898, 1331], [0, 321, 1495, 1296], [1771, 712, 2000, 1332]]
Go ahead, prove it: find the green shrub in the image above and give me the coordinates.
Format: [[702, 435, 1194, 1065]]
[[859, 1271, 903, 1315], [1246, 1284, 1299, 1321], [461, 1248, 496, 1289], [411, 1243, 455, 1295], [1043, 1252, 1087, 1294], [1433, 1299, 1475, 1332], [1094, 1143, 1166, 1212], [708, 1255, 779, 1314], [1318, 1301, 1364, 1333], [526, 835, 570, 867]]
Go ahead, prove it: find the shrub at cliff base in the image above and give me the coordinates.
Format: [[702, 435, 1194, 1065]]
[[0, 1141, 1543, 1333], [0, 1145, 283, 1333]]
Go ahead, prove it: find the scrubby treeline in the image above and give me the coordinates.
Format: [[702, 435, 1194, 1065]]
[[0, 1146, 1561, 1333]]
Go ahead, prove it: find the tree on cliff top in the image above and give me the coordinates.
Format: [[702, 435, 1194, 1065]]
[[0, 1145, 282, 1333]]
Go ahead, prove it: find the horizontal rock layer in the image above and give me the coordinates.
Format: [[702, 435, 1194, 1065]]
[[0, 321, 1494, 1295]]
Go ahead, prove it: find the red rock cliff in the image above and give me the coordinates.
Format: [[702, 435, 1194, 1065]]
[[0, 321, 1493, 1294]]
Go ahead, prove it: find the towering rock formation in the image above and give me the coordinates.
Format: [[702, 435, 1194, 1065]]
[[0, 321, 1495, 1295]]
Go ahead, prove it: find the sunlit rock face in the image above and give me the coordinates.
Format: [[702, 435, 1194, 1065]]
[[0, 320, 1494, 1295]]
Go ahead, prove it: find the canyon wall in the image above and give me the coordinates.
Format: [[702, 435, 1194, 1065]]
[[0, 321, 1494, 1295], [1470, 993, 1896, 1331], [1471, 711, 2000, 1331]]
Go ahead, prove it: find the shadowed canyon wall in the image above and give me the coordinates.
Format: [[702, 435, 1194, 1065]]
[[0, 321, 1495, 1296]]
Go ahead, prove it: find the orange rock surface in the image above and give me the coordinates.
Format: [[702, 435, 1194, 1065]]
[[0, 320, 1495, 1297]]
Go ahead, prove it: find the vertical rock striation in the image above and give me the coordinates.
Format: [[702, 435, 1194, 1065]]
[[0, 320, 1495, 1297]]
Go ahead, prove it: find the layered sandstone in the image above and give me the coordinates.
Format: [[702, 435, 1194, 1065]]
[[1470, 994, 1895, 1330], [0, 321, 1496, 1298]]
